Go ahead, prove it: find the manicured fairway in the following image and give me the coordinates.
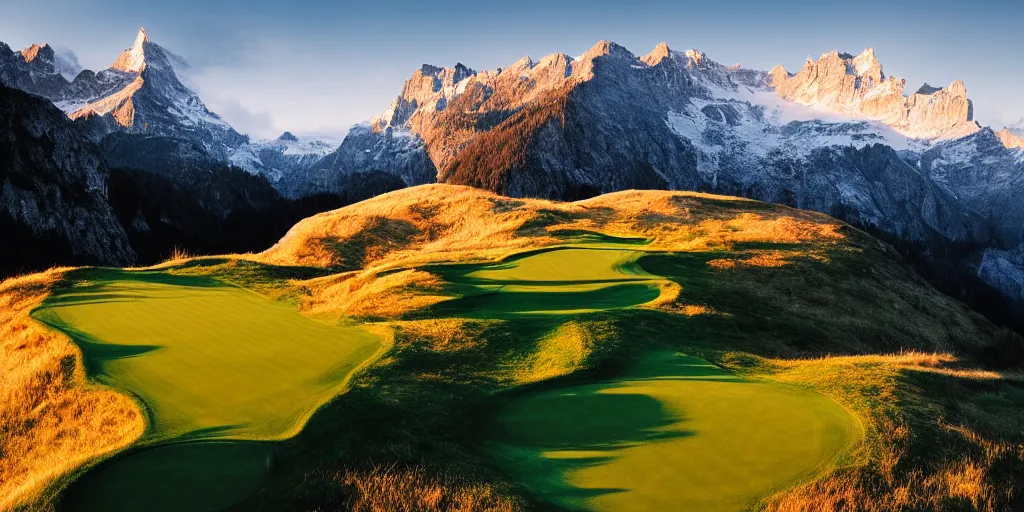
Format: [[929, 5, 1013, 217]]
[[432, 248, 663, 315], [490, 352, 862, 512], [32, 269, 382, 511]]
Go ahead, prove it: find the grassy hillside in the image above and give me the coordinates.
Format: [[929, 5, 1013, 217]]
[[2, 184, 1022, 511]]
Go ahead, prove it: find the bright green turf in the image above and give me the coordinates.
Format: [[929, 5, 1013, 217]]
[[490, 352, 861, 512], [465, 248, 654, 290], [34, 270, 381, 441], [32, 268, 381, 511], [428, 247, 663, 316]]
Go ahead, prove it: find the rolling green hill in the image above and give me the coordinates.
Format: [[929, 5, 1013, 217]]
[[2, 184, 1022, 512]]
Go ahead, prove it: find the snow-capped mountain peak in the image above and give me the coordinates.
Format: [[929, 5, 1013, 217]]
[[229, 132, 342, 196], [110, 27, 150, 73], [770, 48, 978, 140], [49, 28, 248, 157]]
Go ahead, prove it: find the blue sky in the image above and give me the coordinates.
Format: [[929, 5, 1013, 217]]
[[2, 0, 1022, 139]]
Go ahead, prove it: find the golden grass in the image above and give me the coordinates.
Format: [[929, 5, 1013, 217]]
[[257, 185, 847, 274], [337, 465, 523, 512], [0, 270, 145, 510], [301, 269, 449, 320], [707, 251, 792, 270], [164, 245, 195, 263]]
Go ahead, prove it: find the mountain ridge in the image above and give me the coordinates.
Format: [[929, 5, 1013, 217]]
[[310, 39, 1024, 321]]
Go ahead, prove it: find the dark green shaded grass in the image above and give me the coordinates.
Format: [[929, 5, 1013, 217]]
[[489, 353, 859, 512], [61, 442, 272, 512]]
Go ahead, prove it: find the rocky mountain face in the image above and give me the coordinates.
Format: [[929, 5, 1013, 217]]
[[315, 40, 1024, 324], [229, 132, 340, 197], [0, 31, 356, 274], [770, 49, 980, 140], [1, 29, 247, 159], [0, 28, 338, 188], [70, 28, 248, 159], [0, 83, 134, 276], [997, 120, 1024, 150]]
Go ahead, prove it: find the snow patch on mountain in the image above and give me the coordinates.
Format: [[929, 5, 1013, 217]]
[[229, 132, 340, 192], [668, 85, 911, 178]]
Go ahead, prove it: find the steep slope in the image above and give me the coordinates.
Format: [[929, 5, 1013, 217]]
[[0, 29, 247, 160], [68, 28, 247, 159], [0, 84, 134, 276], [0, 42, 74, 99], [0, 30, 349, 198]]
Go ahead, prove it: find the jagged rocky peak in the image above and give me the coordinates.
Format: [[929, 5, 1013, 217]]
[[373, 61, 480, 130], [851, 47, 883, 80], [641, 42, 672, 66], [771, 47, 978, 139], [684, 48, 706, 67], [110, 27, 155, 73], [278, 131, 299, 142], [582, 40, 633, 60], [997, 119, 1024, 149], [20, 43, 54, 63], [502, 55, 535, 74]]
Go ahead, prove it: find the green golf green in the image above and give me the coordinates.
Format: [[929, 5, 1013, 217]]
[[32, 269, 382, 511], [490, 352, 861, 512], [429, 247, 664, 315]]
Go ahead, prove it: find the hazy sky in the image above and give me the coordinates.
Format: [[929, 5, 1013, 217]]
[[3, 0, 1021, 139]]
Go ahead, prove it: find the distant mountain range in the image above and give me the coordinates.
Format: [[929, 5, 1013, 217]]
[[1, 29, 1023, 327], [316, 41, 1024, 322]]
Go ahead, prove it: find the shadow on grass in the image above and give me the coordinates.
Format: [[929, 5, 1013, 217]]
[[547, 229, 651, 246], [415, 284, 661, 318], [59, 441, 273, 512], [487, 353, 769, 508]]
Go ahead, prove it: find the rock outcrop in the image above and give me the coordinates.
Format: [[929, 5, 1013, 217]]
[[770, 49, 980, 140], [0, 83, 134, 275], [996, 120, 1024, 150]]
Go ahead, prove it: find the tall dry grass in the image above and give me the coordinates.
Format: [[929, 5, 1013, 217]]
[[257, 184, 846, 273], [337, 465, 523, 512], [0, 270, 144, 510]]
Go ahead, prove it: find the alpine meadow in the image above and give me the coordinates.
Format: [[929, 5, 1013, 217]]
[[2, 2, 1024, 511]]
